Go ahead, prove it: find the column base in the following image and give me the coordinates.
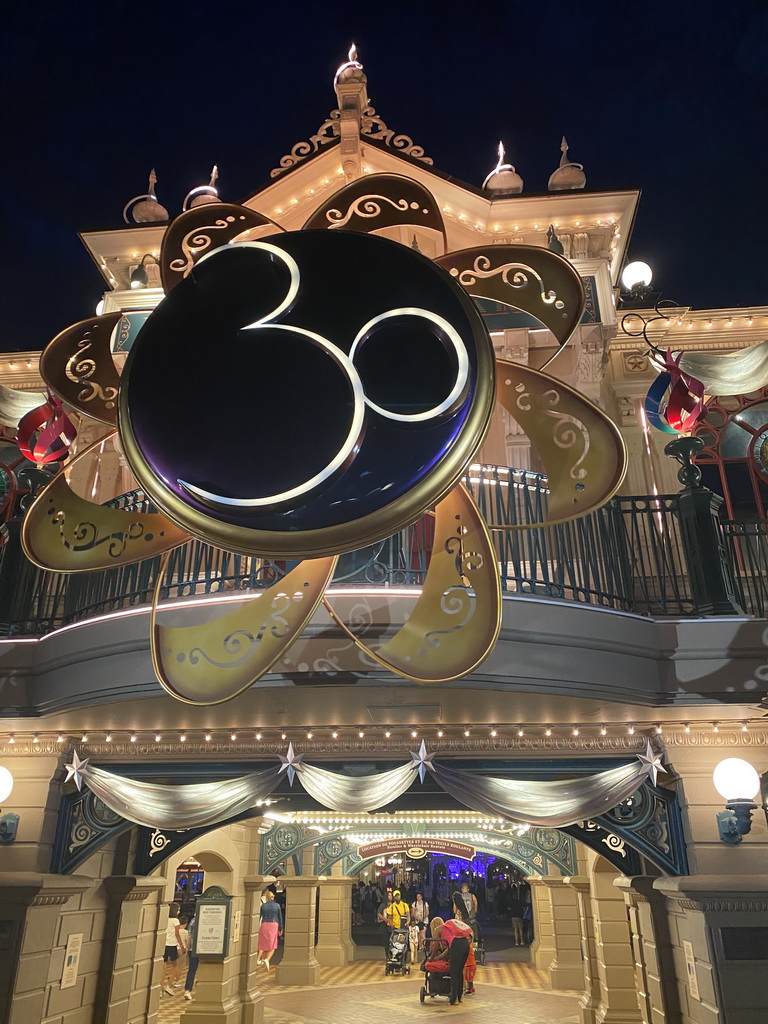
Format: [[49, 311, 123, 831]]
[[595, 1009, 643, 1024], [549, 963, 586, 990], [181, 995, 241, 1023], [579, 993, 600, 1024], [275, 958, 321, 986], [315, 941, 353, 966]]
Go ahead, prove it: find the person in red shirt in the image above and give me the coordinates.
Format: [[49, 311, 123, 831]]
[[430, 905, 472, 1005]]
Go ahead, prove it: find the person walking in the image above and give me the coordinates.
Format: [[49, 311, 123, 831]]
[[162, 905, 183, 996], [508, 888, 524, 946], [430, 897, 472, 1006], [183, 913, 199, 1001], [410, 891, 429, 945], [451, 892, 477, 995], [257, 889, 283, 971], [458, 881, 480, 941], [377, 890, 393, 951], [389, 889, 410, 930]]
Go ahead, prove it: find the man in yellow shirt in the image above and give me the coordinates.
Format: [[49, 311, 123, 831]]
[[389, 889, 410, 929]]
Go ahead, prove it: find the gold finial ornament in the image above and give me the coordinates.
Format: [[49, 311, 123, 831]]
[[548, 136, 586, 191], [123, 168, 170, 224], [482, 142, 523, 195], [184, 164, 221, 210]]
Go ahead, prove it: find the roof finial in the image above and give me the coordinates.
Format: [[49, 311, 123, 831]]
[[482, 140, 523, 195], [334, 43, 365, 87], [549, 136, 586, 191], [123, 168, 169, 224], [183, 164, 222, 211]]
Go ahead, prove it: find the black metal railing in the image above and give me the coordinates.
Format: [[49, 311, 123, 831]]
[[2, 465, 767, 636]]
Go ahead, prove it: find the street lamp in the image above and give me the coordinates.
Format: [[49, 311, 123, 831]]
[[0, 766, 18, 843], [713, 758, 760, 844], [619, 260, 656, 308]]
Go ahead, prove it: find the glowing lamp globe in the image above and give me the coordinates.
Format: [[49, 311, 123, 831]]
[[0, 766, 13, 804], [713, 758, 760, 802], [621, 260, 653, 292]]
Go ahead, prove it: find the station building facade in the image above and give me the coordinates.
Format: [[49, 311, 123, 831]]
[[0, 52, 767, 1024]]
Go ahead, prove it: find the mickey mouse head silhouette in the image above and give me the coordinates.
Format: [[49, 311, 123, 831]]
[[119, 231, 495, 558]]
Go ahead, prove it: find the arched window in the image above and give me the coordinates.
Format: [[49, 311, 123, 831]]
[[692, 389, 768, 519]]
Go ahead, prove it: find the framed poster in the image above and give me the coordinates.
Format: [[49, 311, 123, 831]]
[[683, 940, 700, 1001], [233, 910, 241, 944], [61, 933, 83, 990], [192, 886, 232, 959]]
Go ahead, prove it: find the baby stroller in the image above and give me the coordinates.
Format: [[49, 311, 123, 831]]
[[473, 933, 486, 966], [385, 926, 411, 975], [418, 937, 452, 1002]]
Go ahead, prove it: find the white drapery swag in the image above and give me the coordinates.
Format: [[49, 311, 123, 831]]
[[298, 761, 417, 813], [429, 759, 651, 827], [82, 763, 283, 830], [76, 751, 658, 831]]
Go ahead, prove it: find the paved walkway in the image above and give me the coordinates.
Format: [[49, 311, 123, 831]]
[[157, 959, 579, 1023]]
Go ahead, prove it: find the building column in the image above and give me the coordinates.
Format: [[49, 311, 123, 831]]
[[542, 877, 585, 990], [315, 877, 355, 966], [614, 876, 680, 1024], [275, 877, 321, 986], [0, 873, 92, 1024], [528, 875, 556, 971], [566, 876, 601, 1024], [240, 878, 268, 1024], [94, 875, 166, 1024], [587, 854, 641, 1024]]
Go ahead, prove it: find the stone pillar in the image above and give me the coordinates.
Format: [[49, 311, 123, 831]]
[[655, 875, 768, 1024], [275, 877, 320, 986], [181, 956, 241, 1024], [315, 877, 355, 966], [566, 877, 601, 1024], [528, 875, 556, 971], [94, 875, 166, 1024], [587, 855, 641, 1024], [542, 877, 585, 990], [614, 876, 681, 1024], [0, 873, 92, 1024], [240, 878, 267, 1024]]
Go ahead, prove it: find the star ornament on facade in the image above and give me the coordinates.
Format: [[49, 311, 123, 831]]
[[637, 741, 666, 787], [278, 743, 304, 786], [63, 750, 90, 792], [410, 739, 436, 783]]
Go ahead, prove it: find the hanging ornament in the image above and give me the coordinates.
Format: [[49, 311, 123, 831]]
[[17, 392, 77, 464], [644, 349, 705, 434]]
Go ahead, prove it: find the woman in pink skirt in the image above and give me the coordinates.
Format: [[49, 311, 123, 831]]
[[257, 890, 283, 970]]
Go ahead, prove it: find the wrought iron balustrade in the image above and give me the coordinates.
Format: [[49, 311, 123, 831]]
[[1, 465, 766, 636]]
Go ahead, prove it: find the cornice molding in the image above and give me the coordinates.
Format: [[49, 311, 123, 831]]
[[674, 898, 768, 913]]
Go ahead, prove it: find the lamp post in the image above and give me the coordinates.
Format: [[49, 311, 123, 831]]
[[130, 254, 158, 290], [619, 260, 658, 308]]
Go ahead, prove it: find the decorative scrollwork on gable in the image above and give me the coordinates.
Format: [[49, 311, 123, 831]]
[[360, 106, 433, 165], [270, 110, 342, 178]]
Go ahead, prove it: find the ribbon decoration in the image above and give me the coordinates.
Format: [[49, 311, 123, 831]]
[[644, 350, 705, 434], [62, 742, 665, 831], [17, 393, 77, 464]]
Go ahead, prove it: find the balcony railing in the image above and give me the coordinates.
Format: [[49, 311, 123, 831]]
[[0, 465, 765, 636]]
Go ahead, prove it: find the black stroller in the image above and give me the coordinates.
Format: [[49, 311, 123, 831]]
[[418, 937, 452, 1003], [385, 926, 411, 975]]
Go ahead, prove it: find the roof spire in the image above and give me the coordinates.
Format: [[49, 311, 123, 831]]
[[482, 141, 523, 195], [334, 43, 365, 88], [123, 168, 169, 224], [548, 136, 586, 191], [183, 164, 221, 210]]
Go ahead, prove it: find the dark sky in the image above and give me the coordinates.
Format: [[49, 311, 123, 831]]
[[0, 0, 765, 352]]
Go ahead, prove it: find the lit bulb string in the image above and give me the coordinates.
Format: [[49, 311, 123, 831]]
[[620, 300, 706, 434], [8, 720, 753, 749]]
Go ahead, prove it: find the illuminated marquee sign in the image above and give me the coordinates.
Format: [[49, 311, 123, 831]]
[[357, 837, 476, 860]]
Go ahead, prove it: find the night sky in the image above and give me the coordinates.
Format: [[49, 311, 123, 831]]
[[1, 0, 765, 353]]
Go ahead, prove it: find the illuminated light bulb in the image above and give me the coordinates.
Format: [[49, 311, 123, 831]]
[[130, 734, 137, 742], [8, 735, 14, 744], [707, 320, 713, 327], [281, 732, 287, 740], [32, 734, 39, 743], [684, 724, 691, 733], [596, 219, 602, 225], [600, 726, 607, 736], [533, 223, 539, 230], [437, 729, 443, 737], [490, 728, 497, 737], [155, 734, 161, 742], [411, 730, 418, 738], [713, 723, 719, 733], [545, 728, 552, 737], [655, 725, 663, 734], [255, 732, 262, 740], [517, 728, 524, 737], [205, 733, 211, 742], [628, 725, 635, 735], [331, 730, 338, 739], [105, 734, 112, 742], [728, 319, 733, 326], [572, 727, 579, 736], [514, 224, 519, 231], [307, 731, 313, 739], [464, 728, 470, 737], [57, 734, 64, 743], [713, 758, 760, 801], [748, 317, 753, 325], [180, 733, 187, 742], [384, 730, 391, 737], [687, 321, 693, 328], [742, 723, 749, 732], [575, 220, 580, 227], [230, 732, 237, 741], [81, 733, 88, 742]]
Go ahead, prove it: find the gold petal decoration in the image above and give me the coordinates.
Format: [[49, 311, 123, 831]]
[[160, 203, 285, 293], [39, 313, 123, 426], [435, 245, 585, 370], [21, 433, 189, 571], [323, 483, 500, 683], [494, 359, 626, 526], [151, 555, 338, 704], [302, 173, 447, 248]]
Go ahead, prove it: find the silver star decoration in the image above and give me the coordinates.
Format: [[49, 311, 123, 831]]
[[63, 750, 90, 792], [278, 743, 304, 786], [410, 740, 435, 783], [637, 741, 666, 787]]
